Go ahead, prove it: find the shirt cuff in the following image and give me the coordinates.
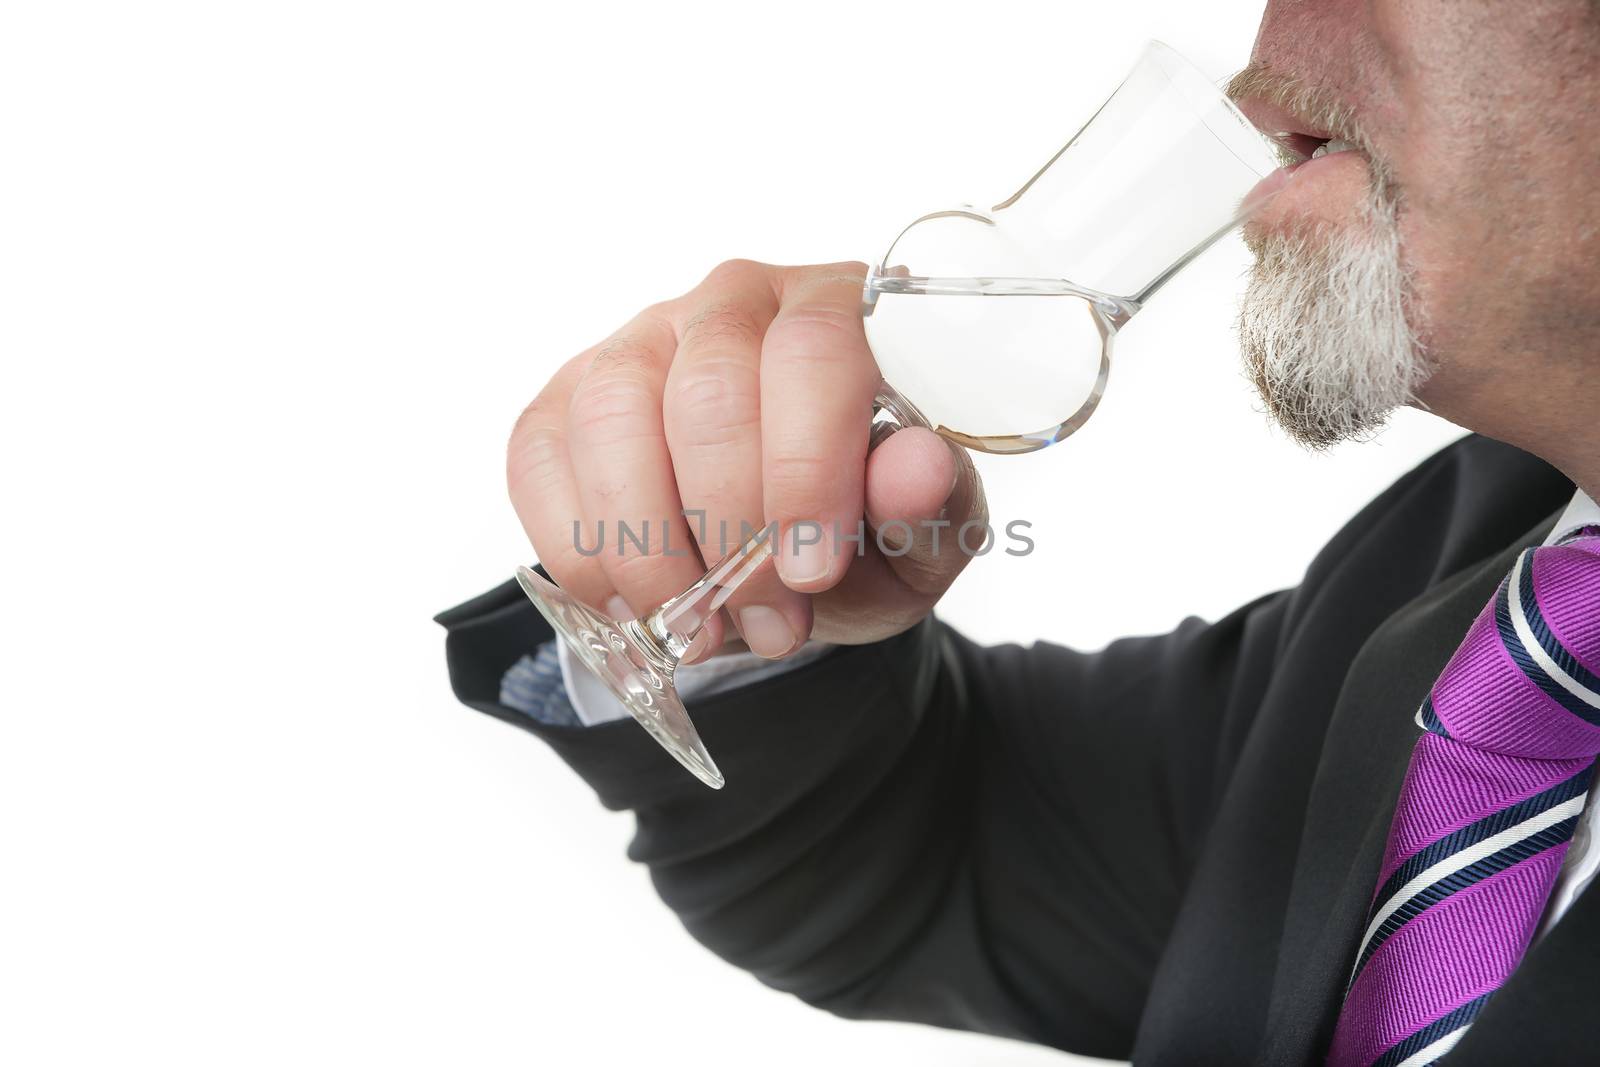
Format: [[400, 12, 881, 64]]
[[498, 643, 582, 726]]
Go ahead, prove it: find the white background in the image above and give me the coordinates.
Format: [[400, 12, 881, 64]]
[[1, 2, 1468, 1064]]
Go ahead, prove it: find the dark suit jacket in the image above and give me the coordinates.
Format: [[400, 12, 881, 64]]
[[437, 435, 1599, 1065]]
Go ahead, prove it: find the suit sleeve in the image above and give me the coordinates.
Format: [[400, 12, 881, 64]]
[[436, 576, 1293, 1060]]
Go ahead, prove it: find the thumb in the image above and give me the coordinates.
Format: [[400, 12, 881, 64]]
[[863, 426, 988, 598]]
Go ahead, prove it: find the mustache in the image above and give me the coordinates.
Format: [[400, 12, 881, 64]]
[[1226, 63, 1370, 156], [1227, 61, 1397, 200]]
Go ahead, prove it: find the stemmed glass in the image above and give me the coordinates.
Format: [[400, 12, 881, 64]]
[[515, 41, 1284, 788]]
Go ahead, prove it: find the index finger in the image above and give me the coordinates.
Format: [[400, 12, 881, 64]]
[[759, 262, 880, 593]]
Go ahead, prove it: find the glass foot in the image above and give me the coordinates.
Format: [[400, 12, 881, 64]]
[[514, 566, 724, 789]]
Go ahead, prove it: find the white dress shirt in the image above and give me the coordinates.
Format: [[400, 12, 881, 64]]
[[560, 491, 1600, 935]]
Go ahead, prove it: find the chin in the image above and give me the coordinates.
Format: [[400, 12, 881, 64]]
[[1238, 175, 1431, 451]]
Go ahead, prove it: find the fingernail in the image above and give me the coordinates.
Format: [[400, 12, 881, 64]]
[[777, 522, 831, 586], [680, 629, 712, 664], [605, 595, 634, 621], [738, 606, 796, 659]]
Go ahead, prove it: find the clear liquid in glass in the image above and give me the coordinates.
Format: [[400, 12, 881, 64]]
[[862, 272, 1138, 454]]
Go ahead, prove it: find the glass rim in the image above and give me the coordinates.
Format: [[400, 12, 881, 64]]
[[1141, 39, 1281, 180]]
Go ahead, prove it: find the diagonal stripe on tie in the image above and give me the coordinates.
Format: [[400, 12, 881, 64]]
[[1347, 807, 1581, 986], [1329, 845, 1569, 1066], [1497, 557, 1600, 725], [1358, 766, 1591, 952], [1512, 549, 1600, 710], [1367, 992, 1488, 1067]]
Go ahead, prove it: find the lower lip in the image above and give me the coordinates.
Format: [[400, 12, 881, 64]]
[[1243, 149, 1364, 215]]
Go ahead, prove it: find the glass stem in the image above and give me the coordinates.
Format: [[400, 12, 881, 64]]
[[634, 525, 778, 669], [631, 382, 931, 671]]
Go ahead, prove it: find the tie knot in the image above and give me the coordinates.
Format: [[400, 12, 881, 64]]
[[1421, 533, 1600, 760]]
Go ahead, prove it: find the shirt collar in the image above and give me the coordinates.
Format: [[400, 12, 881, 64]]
[[1545, 489, 1600, 546]]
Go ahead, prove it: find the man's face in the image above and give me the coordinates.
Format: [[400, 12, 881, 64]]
[[1232, 0, 1600, 449]]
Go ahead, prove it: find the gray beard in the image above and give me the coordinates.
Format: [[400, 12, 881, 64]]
[[1238, 185, 1432, 450]]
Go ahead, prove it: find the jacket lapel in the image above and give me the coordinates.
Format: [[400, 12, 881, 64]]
[[1445, 859, 1600, 1063]]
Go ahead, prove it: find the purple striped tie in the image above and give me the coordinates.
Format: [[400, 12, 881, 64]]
[[1326, 529, 1600, 1067]]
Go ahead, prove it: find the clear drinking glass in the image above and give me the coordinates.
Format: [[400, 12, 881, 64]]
[[515, 41, 1284, 788]]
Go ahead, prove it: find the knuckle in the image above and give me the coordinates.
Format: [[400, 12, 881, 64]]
[[586, 335, 658, 378], [702, 257, 769, 290], [677, 478, 741, 526], [764, 452, 839, 520], [540, 550, 609, 607], [608, 545, 683, 595], [769, 303, 866, 360], [534, 530, 588, 576], [781, 299, 861, 332], [508, 353, 586, 442], [680, 300, 762, 350], [506, 357, 588, 491], [506, 408, 567, 493], [665, 357, 761, 449], [788, 260, 869, 290], [568, 344, 663, 442], [509, 393, 558, 452], [568, 382, 660, 443]]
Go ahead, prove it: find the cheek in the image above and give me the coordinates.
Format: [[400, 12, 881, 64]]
[[1396, 133, 1517, 306], [1396, 209, 1448, 345], [1397, 183, 1511, 365]]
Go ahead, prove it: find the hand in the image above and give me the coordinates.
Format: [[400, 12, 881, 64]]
[[507, 259, 988, 661]]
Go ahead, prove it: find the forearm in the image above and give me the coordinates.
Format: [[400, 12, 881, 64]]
[[438, 577, 1289, 1058]]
